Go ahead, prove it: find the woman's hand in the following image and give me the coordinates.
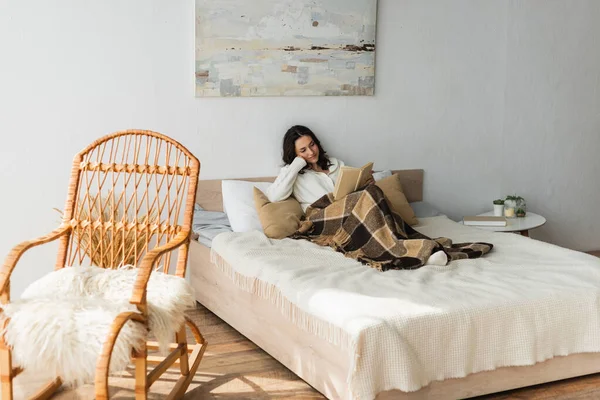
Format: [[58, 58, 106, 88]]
[[294, 156, 308, 167]]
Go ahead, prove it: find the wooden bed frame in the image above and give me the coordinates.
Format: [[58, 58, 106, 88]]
[[189, 170, 600, 399]]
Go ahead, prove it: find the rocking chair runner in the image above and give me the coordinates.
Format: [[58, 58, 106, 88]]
[[0, 130, 206, 399]]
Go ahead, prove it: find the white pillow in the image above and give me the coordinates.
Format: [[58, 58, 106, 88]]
[[373, 169, 393, 181], [221, 180, 272, 233]]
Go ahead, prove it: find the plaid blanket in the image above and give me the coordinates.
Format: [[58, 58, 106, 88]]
[[294, 185, 493, 271]]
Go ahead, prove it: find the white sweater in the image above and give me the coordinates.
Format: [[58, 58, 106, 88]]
[[266, 157, 345, 211]]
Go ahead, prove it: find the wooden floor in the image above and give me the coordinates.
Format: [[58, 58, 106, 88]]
[[13, 251, 600, 399]]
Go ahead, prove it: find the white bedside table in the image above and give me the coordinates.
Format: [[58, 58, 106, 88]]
[[464, 211, 546, 237]]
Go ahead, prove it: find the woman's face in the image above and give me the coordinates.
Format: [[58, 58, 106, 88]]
[[294, 135, 319, 164]]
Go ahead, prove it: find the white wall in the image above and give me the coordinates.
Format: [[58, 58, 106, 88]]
[[1, 0, 599, 296]]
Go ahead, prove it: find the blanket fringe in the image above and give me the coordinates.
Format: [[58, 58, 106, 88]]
[[210, 250, 356, 353]]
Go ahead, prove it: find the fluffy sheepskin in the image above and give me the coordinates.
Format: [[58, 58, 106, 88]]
[[1, 266, 196, 387]]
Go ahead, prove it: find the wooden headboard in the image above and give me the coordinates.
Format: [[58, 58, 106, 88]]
[[196, 169, 424, 212]]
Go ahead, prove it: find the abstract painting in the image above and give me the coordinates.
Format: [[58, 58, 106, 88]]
[[195, 0, 377, 97]]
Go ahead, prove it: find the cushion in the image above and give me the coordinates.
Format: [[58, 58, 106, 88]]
[[3, 297, 145, 386], [375, 174, 419, 225], [373, 169, 393, 181], [222, 180, 272, 232], [2, 266, 196, 386], [253, 188, 304, 239]]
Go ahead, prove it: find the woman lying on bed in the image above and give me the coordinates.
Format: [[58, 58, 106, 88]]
[[267, 125, 493, 271]]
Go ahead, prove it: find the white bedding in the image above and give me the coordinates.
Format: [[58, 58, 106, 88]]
[[211, 216, 600, 400]]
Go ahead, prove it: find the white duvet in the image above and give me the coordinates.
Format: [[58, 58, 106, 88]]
[[211, 216, 600, 400]]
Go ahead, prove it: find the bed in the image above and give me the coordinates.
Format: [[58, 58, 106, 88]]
[[189, 170, 600, 400]]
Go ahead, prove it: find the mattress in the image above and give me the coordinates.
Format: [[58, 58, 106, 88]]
[[210, 216, 600, 400]]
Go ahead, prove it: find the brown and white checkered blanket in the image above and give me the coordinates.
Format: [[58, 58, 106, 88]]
[[294, 185, 493, 271]]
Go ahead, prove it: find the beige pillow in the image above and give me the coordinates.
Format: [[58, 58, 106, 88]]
[[375, 174, 419, 226], [253, 188, 304, 239]]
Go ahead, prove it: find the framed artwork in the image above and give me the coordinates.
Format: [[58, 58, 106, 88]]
[[195, 0, 377, 97]]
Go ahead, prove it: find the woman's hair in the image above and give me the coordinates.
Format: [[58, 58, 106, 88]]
[[282, 125, 331, 173]]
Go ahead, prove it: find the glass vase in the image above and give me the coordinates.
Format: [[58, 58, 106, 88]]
[[515, 198, 527, 217]]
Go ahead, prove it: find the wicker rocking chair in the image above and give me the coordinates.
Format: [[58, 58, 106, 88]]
[[0, 130, 206, 399]]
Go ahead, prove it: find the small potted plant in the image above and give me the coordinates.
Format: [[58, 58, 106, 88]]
[[493, 199, 505, 216], [516, 208, 526, 218]]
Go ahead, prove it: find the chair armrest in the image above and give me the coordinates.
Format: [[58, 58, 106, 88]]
[[0, 226, 72, 294], [129, 230, 190, 306]]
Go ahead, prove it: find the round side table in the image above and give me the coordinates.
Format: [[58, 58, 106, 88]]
[[465, 211, 546, 237]]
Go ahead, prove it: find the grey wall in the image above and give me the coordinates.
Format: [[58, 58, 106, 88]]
[[1, 0, 599, 296]]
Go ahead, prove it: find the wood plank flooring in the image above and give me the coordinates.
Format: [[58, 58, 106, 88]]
[[13, 251, 600, 399]]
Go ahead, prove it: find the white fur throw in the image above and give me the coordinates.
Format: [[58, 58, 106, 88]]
[[1, 266, 196, 387]]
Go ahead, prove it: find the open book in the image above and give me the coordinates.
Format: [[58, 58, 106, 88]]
[[332, 162, 374, 201]]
